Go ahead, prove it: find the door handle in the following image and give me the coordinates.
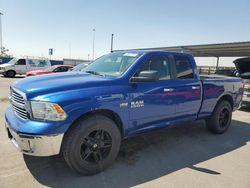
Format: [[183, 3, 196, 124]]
[[192, 86, 200, 90], [164, 88, 174, 92]]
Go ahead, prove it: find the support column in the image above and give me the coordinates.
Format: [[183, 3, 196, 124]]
[[216, 57, 220, 70]]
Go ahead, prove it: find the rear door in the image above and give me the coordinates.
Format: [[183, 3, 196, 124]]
[[27, 59, 50, 71], [35, 59, 50, 70], [171, 55, 202, 121]]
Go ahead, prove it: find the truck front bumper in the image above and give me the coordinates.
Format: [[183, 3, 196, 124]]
[[5, 123, 64, 156], [242, 93, 250, 106], [5, 106, 64, 157], [0, 69, 6, 74]]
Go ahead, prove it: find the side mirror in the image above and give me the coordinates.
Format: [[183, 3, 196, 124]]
[[130, 70, 159, 82]]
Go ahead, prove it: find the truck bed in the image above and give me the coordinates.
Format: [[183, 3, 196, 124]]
[[198, 75, 243, 119], [200, 74, 238, 80]]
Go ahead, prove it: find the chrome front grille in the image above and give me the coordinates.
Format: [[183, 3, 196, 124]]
[[10, 88, 28, 120]]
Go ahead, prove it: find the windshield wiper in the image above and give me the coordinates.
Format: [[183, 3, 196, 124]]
[[84, 70, 103, 76]]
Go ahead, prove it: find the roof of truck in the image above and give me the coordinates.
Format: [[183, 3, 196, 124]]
[[114, 50, 193, 56]]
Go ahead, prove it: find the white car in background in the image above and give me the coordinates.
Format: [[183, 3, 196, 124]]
[[0, 58, 51, 77]]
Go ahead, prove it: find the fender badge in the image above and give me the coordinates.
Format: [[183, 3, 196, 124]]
[[120, 102, 129, 107]]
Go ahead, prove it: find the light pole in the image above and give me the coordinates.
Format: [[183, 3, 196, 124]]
[[92, 29, 95, 60], [0, 12, 3, 55], [69, 43, 71, 58], [110, 33, 114, 52]]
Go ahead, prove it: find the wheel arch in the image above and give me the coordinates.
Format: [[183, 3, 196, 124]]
[[216, 94, 234, 110], [67, 109, 125, 138]]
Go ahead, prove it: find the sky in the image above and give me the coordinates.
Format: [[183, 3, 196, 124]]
[[0, 0, 250, 66]]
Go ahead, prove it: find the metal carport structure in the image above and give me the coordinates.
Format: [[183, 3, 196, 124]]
[[117, 41, 250, 68]]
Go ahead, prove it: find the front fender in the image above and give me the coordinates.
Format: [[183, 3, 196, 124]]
[[29, 85, 130, 135], [65, 98, 129, 134]]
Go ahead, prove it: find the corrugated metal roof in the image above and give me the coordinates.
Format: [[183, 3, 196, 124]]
[[116, 41, 250, 57]]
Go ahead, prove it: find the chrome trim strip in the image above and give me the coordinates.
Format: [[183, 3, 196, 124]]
[[11, 87, 27, 100], [10, 87, 29, 120], [11, 99, 25, 109]]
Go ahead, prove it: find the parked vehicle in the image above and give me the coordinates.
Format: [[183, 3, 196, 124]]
[[50, 60, 64, 66], [0, 57, 13, 65], [26, 65, 73, 76], [0, 58, 51, 77], [214, 68, 236, 77], [5, 51, 243, 175], [233, 57, 250, 106], [63, 58, 92, 66], [69, 63, 89, 72]]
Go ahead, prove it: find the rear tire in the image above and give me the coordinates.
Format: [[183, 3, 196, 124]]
[[206, 100, 232, 134], [62, 115, 121, 175], [5, 70, 16, 78]]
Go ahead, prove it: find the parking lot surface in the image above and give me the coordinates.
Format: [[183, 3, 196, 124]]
[[0, 76, 250, 188]]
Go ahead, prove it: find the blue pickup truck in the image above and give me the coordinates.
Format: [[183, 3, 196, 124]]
[[5, 51, 243, 175]]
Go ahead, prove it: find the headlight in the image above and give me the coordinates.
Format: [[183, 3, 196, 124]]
[[244, 84, 250, 89], [30, 101, 67, 121]]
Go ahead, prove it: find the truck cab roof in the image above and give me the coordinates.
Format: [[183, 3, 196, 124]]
[[114, 50, 193, 56]]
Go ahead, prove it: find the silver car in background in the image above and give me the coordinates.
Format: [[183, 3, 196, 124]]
[[234, 57, 250, 107]]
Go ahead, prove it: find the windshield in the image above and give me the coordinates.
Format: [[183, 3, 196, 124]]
[[44, 65, 57, 71], [71, 63, 88, 72], [7, 58, 17, 65], [83, 52, 143, 77], [240, 72, 250, 79]]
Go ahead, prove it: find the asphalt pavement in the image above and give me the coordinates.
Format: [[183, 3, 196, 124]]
[[0, 76, 250, 188]]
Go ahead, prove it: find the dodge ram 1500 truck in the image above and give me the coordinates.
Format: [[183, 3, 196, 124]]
[[5, 51, 243, 175]]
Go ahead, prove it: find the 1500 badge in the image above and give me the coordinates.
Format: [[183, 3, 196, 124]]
[[131, 100, 144, 108], [120, 101, 144, 108]]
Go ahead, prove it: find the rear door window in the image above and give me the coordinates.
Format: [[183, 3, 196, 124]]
[[174, 55, 194, 79], [38, 60, 49, 67]]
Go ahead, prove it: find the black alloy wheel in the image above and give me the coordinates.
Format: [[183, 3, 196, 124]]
[[80, 129, 112, 164], [218, 108, 230, 129], [62, 115, 121, 175], [206, 100, 232, 134]]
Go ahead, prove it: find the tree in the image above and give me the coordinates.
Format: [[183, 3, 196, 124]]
[[0, 46, 12, 57]]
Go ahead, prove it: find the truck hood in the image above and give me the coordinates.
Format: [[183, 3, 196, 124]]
[[233, 58, 250, 79], [12, 72, 113, 98], [0, 63, 12, 68]]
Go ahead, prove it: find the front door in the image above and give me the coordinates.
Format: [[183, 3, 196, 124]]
[[14, 59, 26, 74], [129, 54, 177, 133]]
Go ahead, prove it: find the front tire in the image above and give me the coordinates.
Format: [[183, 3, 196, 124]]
[[5, 70, 16, 78], [206, 100, 232, 134], [62, 115, 121, 175]]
